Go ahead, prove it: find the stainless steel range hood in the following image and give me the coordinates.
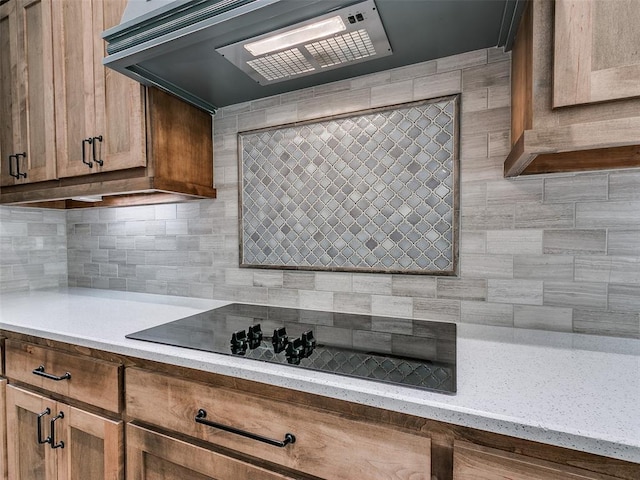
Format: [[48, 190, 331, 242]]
[[103, 0, 525, 114]]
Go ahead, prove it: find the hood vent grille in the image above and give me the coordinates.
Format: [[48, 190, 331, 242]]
[[307, 29, 376, 67], [217, 0, 391, 85], [247, 49, 315, 82]]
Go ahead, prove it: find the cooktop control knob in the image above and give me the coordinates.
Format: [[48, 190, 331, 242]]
[[285, 337, 304, 365], [301, 330, 316, 358], [230, 330, 248, 355], [272, 327, 288, 354], [247, 324, 263, 350]]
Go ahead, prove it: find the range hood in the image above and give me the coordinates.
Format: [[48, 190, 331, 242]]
[[103, 0, 525, 114]]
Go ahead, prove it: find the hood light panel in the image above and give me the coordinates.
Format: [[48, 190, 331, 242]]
[[217, 0, 391, 85], [244, 16, 347, 56]]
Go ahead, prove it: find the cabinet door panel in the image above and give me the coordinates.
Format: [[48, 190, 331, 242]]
[[554, 0, 640, 107], [52, 0, 96, 178], [17, 0, 57, 183], [5, 385, 57, 480], [0, 0, 19, 187], [0, 379, 7, 480], [58, 405, 123, 480], [453, 441, 618, 480], [92, 0, 146, 173], [1, 0, 57, 186], [127, 424, 297, 480]]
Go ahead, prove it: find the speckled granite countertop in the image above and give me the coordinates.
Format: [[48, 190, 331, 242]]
[[1, 287, 638, 463]]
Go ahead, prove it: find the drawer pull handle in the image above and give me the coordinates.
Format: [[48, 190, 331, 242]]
[[195, 409, 295, 448], [50, 412, 64, 449], [37, 408, 51, 445], [33, 365, 71, 381]]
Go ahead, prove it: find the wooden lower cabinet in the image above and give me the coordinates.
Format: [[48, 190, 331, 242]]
[[453, 441, 619, 480], [126, 367, 432, 480], [127, 423, 298, 480], [0, 379, 7, 480], [5, 385, 123, 480]]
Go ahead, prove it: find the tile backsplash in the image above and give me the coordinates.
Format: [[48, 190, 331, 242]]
[[0, 207, 67, 292], [1, 47, 639, 338], [239, 97, 457, 273]]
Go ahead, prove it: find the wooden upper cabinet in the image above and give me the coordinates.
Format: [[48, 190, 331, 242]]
[[554, 0, 640, 108], [505, 0, 640, 177], [0, 0, 57, 187], [53, 0, 145, 179]]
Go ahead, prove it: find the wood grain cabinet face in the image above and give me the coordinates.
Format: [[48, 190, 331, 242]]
[[53, 0, 145, 179], [554, 0, 640, 107], [4, 340, 122, 413], [0, 0, 57, 187], [126, 367, 432, 480], [127, 424, 297, 480], [453, 441, 619, 480], [5, 385, 123, 480], [0, 379, 7, 480], [505, 0, 640, 176]]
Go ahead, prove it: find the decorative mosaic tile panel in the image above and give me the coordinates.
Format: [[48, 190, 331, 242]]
[[239, 97, 458, 274]]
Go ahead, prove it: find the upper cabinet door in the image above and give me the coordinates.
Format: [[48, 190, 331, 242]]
[[92, 0, 146, 173], [0, 0, 18, 187], [0, 0, 57, 187], [52, 0, 97, 178], [554, 0, 640, 107], [54, 0, 146, 179]]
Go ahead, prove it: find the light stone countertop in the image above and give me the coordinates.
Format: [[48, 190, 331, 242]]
[[0, 287, 638, 463]]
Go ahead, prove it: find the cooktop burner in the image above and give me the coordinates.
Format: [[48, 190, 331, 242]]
[[126, 303, 456, 394]]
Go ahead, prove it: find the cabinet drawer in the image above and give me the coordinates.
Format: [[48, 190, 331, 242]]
[[127, 423, 298, 480], [453, 441, 618, 480], [5, 340, 121, 413], [126, 368, 431, 480]]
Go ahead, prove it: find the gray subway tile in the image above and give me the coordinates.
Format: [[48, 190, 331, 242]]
[[413, 70, 462, 100], [573, 309, 639, 338], [609, 171, 640, 200], [607, 230, 640, 256], [513, 255, 574, 280], [513, 305, 573, 332], [544, 174, 608, 203], [437, 278, 487, 301], [544, 282, 608, 310], [299, 290, 334, 311], [391, 275, 436, 298], [486, 179, 543, 206], [371, 295, 413, 317], [462, 205, 515, 230], [460, 301, 514, 326], [333, 292, 371, 314], [488, 279, 543, 305], [461, 254, 513, 279], [486, 230, 543, 255], [413, 298, 460, 322], [462, 60, 510, 90], [576, 201, 640, 228], [437, 49, 487, 72], [543, 229, 606, 255], [515, 203, 575, 229], [608, 284, 640, 313]]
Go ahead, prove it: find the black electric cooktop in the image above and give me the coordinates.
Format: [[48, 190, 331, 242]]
[[126, 303, 456, 394]]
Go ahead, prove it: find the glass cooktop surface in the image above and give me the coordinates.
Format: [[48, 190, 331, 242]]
[[126, 303, 456, 394]]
